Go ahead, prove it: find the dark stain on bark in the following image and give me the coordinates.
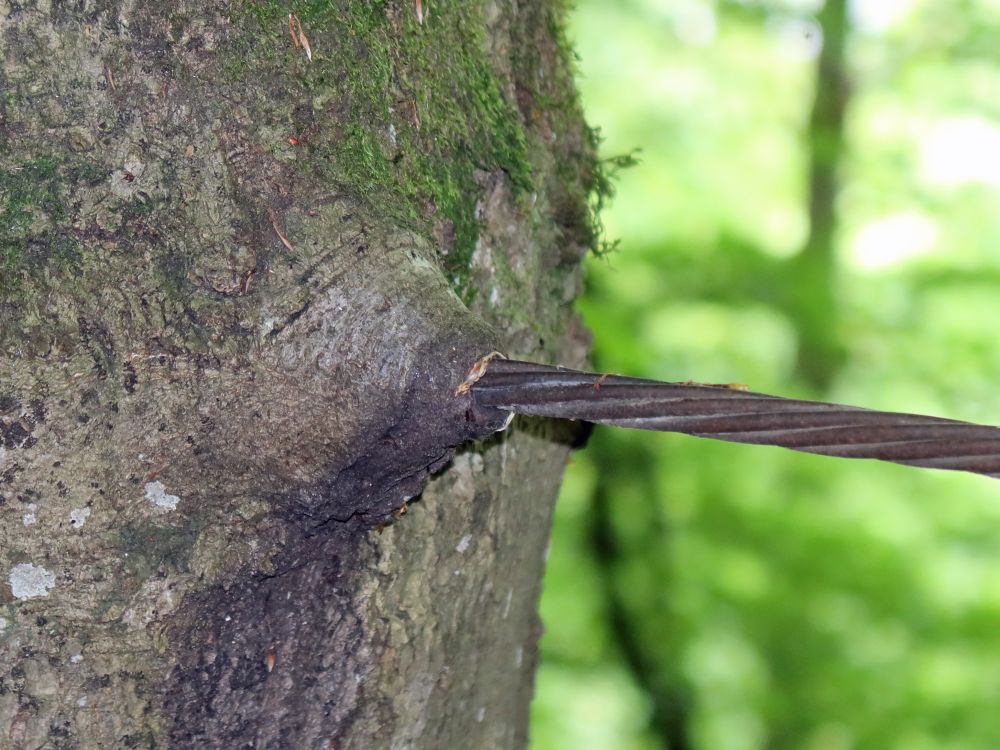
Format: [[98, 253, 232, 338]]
[[161, 333, 515, 745], [165, 530, 364, 748], [311, 355, 512, 525]]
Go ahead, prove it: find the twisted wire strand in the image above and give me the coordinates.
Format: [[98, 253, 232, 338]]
[[470, 359, 1000, 479]]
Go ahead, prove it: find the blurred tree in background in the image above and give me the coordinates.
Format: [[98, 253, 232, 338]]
[[531, 1, 1000, 748]]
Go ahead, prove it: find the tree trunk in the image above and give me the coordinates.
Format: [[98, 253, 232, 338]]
[[0, 1, 596, 747]]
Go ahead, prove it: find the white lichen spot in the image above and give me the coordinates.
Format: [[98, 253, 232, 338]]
[[76, 695, 88, 707], [8, 563, 56, 600], [514, 645, 524, 668], [476, 706, 486, 723], [22, 503, 37, 526], [144, 480, 180, 510], [0, 616, 9, 631], [69, 507, 91, 528], [388, 123, 397, 147], [455, 534, 472, 553], [502, 589, 513, 619], [70, 654, 83, 664], [0, 446, 6, 467]]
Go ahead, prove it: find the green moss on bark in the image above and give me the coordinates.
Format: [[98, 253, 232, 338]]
[[118, 520, 201, 579], [225, 0, 533, 297], [0, 155, 83, 297]]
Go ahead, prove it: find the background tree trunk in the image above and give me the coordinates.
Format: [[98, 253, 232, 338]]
[[0, 1, 597, 746]]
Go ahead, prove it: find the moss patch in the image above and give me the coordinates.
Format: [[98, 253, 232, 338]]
[[118, 520, 201, 579], [586, 139, 641, 258], [225, 0, 533, 297], [0, 155, 82, 297]]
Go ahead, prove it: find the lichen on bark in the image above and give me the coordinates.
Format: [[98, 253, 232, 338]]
[[0, 0, 598, 746]]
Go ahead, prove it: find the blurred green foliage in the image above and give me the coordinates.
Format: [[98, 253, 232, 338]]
[[531, 1, 1000, 748]]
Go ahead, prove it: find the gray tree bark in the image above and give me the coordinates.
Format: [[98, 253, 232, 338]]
[[0, 1, 597, 747]]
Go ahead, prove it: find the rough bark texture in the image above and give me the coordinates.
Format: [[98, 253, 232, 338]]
[[0, 1, 597, 747]]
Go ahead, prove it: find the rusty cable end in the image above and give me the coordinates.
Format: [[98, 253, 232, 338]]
[[454, 351, 506, 396]]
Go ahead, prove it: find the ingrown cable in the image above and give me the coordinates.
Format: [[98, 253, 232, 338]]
[[469, 358, 1000, 479]]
